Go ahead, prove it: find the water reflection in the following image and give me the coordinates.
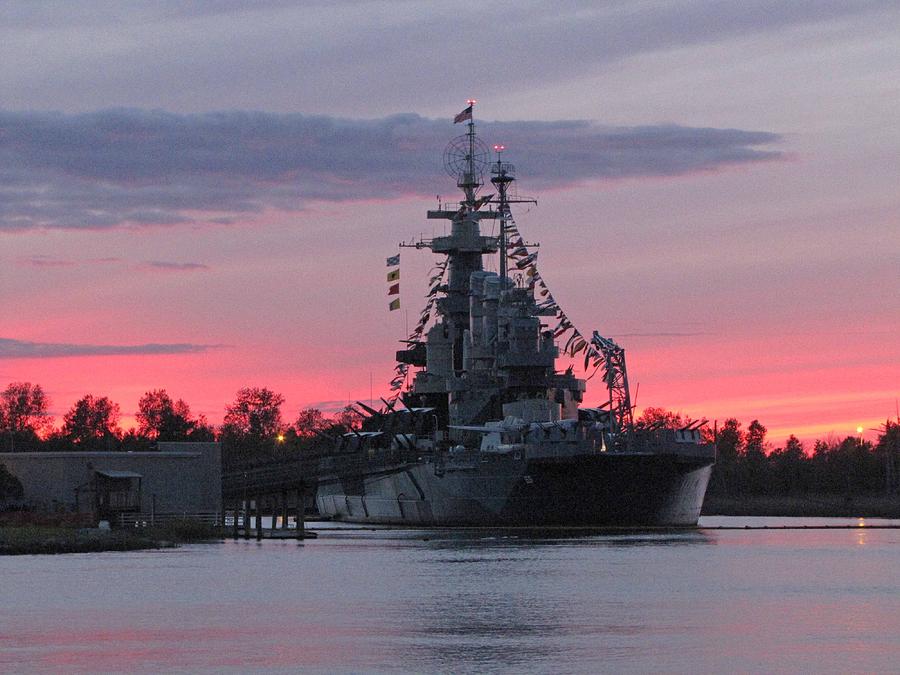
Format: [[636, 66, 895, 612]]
[[2, 519, 899, 673], [322, 524, 716, 548], [349, 526, 716, 670]]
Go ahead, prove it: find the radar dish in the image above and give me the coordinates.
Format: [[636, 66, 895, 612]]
[[443, 134, 489, 182]]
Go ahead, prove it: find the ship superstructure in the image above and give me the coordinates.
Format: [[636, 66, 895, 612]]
[[316, 104, 714, 526]]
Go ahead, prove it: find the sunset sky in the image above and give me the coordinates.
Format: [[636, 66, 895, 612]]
[[1, 1, 897, 445]]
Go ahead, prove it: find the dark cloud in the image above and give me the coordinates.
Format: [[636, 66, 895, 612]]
[[17, 255, 75, 268], [0, 2, 893, 113], [16, 255, 124, 268], [0, 109, 781, 231], [142, 261, 210, 272], [0, 338, 221, 359]]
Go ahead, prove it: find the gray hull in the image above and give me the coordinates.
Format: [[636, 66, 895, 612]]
[[317, 451, 713, 527]]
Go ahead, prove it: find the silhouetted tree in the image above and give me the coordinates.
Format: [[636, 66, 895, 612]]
[[220, 387, 285, 465], [63, 395, 121, 449], [136, 389, 214, 441], [187, 415, 216, 442], [707, 418, 742, 496], [294, 408, 329, 439], [745, 420, 768, 456], [331, 406, 362, 434], [769, 435, 806, 494], [636, 407, 687, 429], [0, 382, 52, 451], [810, 438, 836, 492], [875, 419, 899, 495], [741, 419, 769, 494], [137, 389, 184, 439], [222, 387, 284, 440], [838, 436, 880, 493], [809, 436, 879, 495], [119, 428, 155, 452], [716, 418, 744, 462]]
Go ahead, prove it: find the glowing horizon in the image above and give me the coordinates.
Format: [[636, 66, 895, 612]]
[[1, 3, 897, 449]]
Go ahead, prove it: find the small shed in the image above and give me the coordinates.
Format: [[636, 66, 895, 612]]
[[91, 469, 143, 521]]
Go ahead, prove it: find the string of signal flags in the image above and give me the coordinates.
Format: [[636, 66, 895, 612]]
[[386, 254, 400, 311], [385, 252, 449, 396], [503, 213, 607, 378]]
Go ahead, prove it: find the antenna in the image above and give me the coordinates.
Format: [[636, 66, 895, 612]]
[[467, 99, 476, 201], [491, 143, 511, 282]]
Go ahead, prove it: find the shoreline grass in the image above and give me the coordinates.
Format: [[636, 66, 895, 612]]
[[0, 521, 226, 556]]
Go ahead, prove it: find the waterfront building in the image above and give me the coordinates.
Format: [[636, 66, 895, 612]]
[[0, 442, 221, 523]]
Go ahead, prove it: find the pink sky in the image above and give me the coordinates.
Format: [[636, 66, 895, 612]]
[[1, 3, 898, 446]]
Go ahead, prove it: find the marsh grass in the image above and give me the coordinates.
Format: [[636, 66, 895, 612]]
[[0, 519, 225, 555], [0, 525, 168, 555]]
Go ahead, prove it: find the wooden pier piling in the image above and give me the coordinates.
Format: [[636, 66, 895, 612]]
[[255, 495, 262, 541], [296, 486, 305, 539], [221, 460, 318, 540]]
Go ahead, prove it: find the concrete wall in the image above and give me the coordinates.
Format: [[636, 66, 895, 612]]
[[0, 442, 221, 514]]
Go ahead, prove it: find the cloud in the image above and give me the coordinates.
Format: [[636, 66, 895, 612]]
[[614, 332, 714, 338], [302, 399, 361, 415], [0, 109, 782, 231], [0, 338, 221, 359], [10, 255, 208, 272], [17, 255, 76, 268], [0, 2, 894, 114], [15, 255, 130, 269], [142, 261, 210, 272]]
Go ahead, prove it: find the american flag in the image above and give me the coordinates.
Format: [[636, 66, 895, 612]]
[[453, 105, 473, 124]]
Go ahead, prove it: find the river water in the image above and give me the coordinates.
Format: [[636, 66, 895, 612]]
[[2, 517, 899, 673]]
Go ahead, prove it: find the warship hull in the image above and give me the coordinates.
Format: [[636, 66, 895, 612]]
[[316, 452, 713, 527]]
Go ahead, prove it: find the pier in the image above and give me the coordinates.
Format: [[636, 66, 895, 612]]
[[221, 458, 317, 539]]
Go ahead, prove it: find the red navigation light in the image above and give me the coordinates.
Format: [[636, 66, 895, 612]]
[[493, 144, 505, 152], [467, 99, 477, 106]]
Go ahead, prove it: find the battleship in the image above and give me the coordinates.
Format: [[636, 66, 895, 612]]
[[316, 102, 715, 526]]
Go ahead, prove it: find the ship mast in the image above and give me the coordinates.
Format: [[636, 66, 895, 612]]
[[461, 99, 479, 206], [398, 101, 499, 379], [490, 145, 512, 284]]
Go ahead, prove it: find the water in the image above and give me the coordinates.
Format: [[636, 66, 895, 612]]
[[2, 517, 899, 673]]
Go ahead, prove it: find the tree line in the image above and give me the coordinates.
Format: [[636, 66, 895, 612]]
[[2, 382, 897, 496], [638, 407, 900, 498], [0, 381, 359, 468]]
